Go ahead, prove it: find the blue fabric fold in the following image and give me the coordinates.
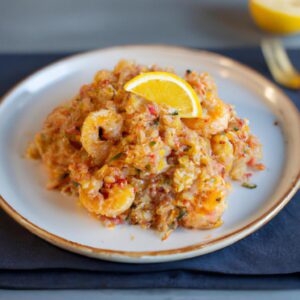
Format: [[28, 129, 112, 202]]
[[0, 48, 299, 289]]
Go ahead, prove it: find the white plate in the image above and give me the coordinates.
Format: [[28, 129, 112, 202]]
[[0, 45, 299, 263]]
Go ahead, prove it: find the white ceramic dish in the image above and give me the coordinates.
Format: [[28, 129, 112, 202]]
[[0, 45, 299, 263]]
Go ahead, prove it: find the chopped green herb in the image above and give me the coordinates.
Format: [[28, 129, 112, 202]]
[[153, 117, 160, 126], [242, 182, 257, 189], [233, 127, 239, 131], [149, 141, 156, 147], [110, 152, 123, 161], [145, 164, 151, 171], [170, 110, 179, 116], [72, 181, 80, 188], [177, 208, 187, 220], [186, 69, 192, 74], [125, 213, 131, 222]]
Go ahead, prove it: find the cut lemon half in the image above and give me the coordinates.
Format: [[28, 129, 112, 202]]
[[124, 72, 202, 118], [249, 0, 300, 34]]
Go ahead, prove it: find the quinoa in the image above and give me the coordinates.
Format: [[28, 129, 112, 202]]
[[27, 60, 264, 239]]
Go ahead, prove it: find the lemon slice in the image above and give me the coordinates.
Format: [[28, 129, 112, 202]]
[[124, 72, 201, 118], [250, 0, 300, 34]]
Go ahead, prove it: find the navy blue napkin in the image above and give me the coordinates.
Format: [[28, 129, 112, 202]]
[[0, 48, 299, 289]]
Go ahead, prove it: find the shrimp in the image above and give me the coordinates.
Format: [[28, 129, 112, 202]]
[[183, 98, 230, 137], [181, 175, 228, 229], [81, 109, 123, 163], [181, 200, 226, 229], [79, 165, 135, 217]]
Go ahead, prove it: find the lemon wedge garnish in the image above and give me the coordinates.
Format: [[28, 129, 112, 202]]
[[124, 72, 201, 118], [250, 0, 300, 34]]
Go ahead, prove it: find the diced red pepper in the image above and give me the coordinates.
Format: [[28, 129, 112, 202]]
[[148, 105, 157, 116], [115, 178, 127, 187], [102, 190, 109, 199], [101, 79, 110, 85], [149, 153, 155, 159], [105, 183, 113, 189], [237, 119, 244, 127], [247, 157, 256, 167]]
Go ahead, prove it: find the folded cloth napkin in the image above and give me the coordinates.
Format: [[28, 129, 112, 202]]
[[0, 48, 299, 289]]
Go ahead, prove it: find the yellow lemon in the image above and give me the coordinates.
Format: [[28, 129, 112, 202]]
[[124, 72, 201, 118], [249, 0, 300, 34]]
